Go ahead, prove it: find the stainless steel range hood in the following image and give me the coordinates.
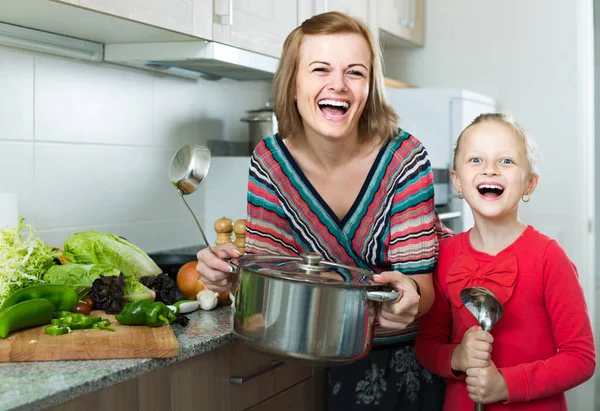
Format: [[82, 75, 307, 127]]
[[104, 41, 279, 81]]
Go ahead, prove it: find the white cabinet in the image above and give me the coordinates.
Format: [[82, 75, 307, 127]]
[[213, 0, 298, 58], [376, 0, 424, 47], [54, 0, 213, 39], [298, 0, 369, 24]]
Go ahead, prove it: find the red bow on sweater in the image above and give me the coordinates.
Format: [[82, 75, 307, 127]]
[[447, 253, 518, 310]]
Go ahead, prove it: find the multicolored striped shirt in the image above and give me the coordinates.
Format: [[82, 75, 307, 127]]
[[246, 131, 443, 344]]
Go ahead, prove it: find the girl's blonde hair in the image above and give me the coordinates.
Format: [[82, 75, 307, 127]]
[[272, 11, 399, 143], [453, 113, 539, 175]]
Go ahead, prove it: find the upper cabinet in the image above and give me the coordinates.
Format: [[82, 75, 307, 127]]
[[212, 0, 298, 58], [298, 0, 369, 24], [376, 0, 424, 47], [54, 0, 212, 38]]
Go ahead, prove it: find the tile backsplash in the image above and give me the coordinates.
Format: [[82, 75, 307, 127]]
[[0, 45, 271, 253]]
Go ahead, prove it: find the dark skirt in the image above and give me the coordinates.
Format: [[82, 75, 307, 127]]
[[328, 342, 446, 410]]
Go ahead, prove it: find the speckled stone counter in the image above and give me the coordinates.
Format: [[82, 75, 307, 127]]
[[0, 306, 236, 411]]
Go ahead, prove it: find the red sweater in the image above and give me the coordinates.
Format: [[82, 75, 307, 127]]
[[415, 226, 595, 410]]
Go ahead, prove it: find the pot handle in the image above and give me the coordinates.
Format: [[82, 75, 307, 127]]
[[365, 289, 402, 303]]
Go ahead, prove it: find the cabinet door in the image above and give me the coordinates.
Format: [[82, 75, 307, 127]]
[[54, 0, 213, 38], [377, 0, 424, 47], [213, 0, 298, 58], [297, 0, 368, 24]]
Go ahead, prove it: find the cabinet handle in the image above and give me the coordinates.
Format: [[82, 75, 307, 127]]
[[398, 0, 408, 27], [408, 0, 416, 28], [214, 0, 233, 25], [229, 360, 285, 384]]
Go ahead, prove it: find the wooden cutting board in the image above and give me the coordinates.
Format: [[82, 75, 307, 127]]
[[0, 310, 180, 362]]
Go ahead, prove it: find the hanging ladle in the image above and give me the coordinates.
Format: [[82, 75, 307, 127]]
[[168, 145, 215, 254], [460, 286, 504, 411]]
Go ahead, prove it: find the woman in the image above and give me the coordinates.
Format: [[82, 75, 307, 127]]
[[196, 11, 448, 410]]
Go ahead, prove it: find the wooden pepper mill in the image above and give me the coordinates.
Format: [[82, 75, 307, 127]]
[[214, 217, 233, 246], [233, 219, 247, 255]]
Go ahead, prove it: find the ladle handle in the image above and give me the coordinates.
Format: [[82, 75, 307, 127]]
[[475, 403, 484, 411], [178, 191, 215, 255]]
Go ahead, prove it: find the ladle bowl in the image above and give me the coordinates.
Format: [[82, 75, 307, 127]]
[[460, 286, 504, 411], [169, 145, 214, 253]]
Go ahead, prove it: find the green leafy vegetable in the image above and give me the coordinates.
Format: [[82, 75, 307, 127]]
[[43, 263, 120, 289], [0, 218, 59, 307], [124, 278, 156, 302], [63, 231, 161, 280]]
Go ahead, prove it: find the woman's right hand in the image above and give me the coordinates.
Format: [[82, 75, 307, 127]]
[[196, 243, 241, 292], [450, 326, 494, 372]]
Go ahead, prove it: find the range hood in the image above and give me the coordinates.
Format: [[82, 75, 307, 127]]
[[0, 21, 278, 82], [104, 41, 279, 81]]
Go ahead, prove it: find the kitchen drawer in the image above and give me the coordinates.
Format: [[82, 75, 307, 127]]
[[48, 340, 318, 411], [170, 340, 316, 411], [244, 370, 328, 411]]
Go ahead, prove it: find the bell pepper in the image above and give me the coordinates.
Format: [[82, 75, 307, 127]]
[[0, 299, 55, 339], [0, 284, 78, 313], [115, 300, 176, 327]]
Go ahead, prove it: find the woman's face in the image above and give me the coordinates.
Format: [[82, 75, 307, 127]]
[[294, 33, 371, 142]]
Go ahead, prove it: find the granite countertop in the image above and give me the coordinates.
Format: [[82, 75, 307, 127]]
[[0, 306, 236, 411]]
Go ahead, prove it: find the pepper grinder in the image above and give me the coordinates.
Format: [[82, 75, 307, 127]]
[[233, 219, 246, 255], [214, 217, 233, 246]]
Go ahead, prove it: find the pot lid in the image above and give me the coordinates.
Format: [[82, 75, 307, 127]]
[[238, 252, 376, 286]]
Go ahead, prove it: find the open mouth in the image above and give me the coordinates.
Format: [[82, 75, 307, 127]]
[[477, 183, 504, 198], [318, 99, 350, 118]]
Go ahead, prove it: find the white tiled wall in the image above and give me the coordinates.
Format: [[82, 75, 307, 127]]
[[0, 45, 271, 253]]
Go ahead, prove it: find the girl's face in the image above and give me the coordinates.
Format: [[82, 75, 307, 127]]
[[294, 33, 371, 142], [451, 121, 538, 223]]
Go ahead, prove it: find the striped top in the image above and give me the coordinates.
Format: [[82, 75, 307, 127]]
[[246, 131, 443, 344]]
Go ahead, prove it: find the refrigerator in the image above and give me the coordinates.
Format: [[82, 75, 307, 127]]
[[386, 88, 497, 233]]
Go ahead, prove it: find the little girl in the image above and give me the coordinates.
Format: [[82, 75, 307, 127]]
[[415, 113, 595, 410]]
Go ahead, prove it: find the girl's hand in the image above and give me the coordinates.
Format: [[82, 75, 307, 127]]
[[465, 361, 508, 404], [372, 271, 420, 330], [451, 326, 494, 372], [196, 243, 240, 292]]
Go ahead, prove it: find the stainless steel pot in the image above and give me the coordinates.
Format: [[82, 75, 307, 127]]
[[231, 252, 400, 365], [241, 101, 278, 148]]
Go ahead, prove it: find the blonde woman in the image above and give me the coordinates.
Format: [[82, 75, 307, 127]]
[[197, 12, 450, 410]]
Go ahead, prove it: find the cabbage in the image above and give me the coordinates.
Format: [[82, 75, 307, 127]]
[[64, 231, 161, 280], [0, 218, 59, 306], [43, 263, 120, 289]]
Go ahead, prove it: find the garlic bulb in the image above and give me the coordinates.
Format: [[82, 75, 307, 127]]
[[197, 289, 219, 311]]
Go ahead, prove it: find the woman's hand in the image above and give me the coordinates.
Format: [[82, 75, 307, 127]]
[[451, 326, 494, 372], [372, 271, 420, 330], [196, 243, 240, 292], [465, 361, 508, 404]]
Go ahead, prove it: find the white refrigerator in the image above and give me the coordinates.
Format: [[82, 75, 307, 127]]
[[386, 88, 497, 233]]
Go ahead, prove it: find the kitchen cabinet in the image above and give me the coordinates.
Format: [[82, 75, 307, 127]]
[[46, 340, 326, 411], [377, 0, 425, 47], [297, 0, 369, 24], [54, 0, 213, 39], [213, 0, 298, 58]]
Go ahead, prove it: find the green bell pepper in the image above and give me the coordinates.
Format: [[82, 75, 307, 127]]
[[44, 311, 115, 335], [115, 300, 176, 327]]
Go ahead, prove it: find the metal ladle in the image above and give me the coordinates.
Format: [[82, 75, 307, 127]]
[[169, 145, 215, 254], [460, 286, 504, 411]]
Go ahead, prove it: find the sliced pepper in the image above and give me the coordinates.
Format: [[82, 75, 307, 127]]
[[44, 325, 71, 336]]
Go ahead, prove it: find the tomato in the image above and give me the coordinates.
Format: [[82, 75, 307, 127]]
[[81, 295, 94, 310], [72, 302, 92, 316]]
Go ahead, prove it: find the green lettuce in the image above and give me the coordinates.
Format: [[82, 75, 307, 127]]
[[124, 278, 156, 302], [43, 263, 120, 289], [64, 231, 161, 280], [0, 218, 59, 306]]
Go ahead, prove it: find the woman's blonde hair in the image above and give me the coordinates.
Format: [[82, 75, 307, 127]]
[[453, 113, 539, 175], [272, 11, 399, 143]]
